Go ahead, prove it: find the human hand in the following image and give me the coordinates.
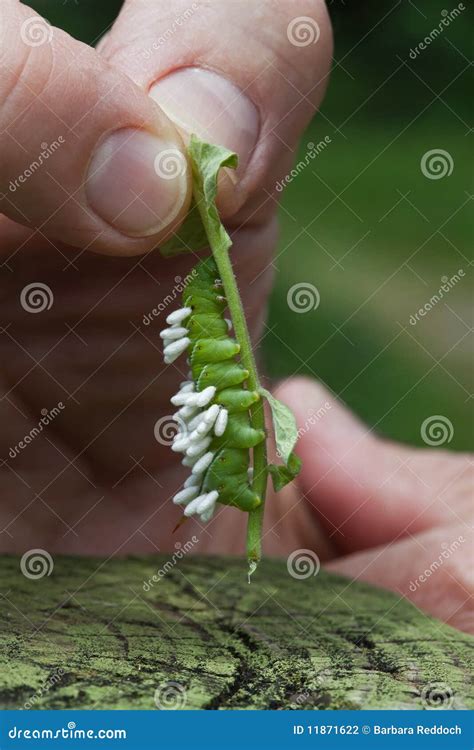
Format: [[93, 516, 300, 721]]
[[264, 378, 473, 634], [0, 2, 331, 551]]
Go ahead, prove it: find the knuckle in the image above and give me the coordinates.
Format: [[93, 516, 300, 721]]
[[0, 9, 53, 129]]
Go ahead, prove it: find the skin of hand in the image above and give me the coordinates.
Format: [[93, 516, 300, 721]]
[[0, 0, 332, 545], [269, 379, 473, 636], [1, 1, 471, 634]]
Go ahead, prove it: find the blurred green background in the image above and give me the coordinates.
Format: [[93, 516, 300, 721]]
[[30, 0, 472, 450]]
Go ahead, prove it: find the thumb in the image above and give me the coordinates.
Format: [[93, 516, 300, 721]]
[[99, 0, 332, 219], [0, 1, 191, 256]]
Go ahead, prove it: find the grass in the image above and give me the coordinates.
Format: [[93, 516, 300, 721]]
[[265, 110, 472, 449]]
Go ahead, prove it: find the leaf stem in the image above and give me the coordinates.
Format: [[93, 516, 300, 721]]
[[193, 187, 267, 569]]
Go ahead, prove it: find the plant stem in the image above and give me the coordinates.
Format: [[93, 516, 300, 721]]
[[193, 192, 267, 569], [211, 249, 267, 567]]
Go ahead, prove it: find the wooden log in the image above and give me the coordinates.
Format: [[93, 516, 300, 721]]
[[0, 555, 472, 710]]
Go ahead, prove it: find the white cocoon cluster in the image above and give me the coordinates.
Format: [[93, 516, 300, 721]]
[[166, 307, 192, 326], [163, 338, 190, 364], [160, 326, 188, 341], [184, 491, 219, 518], [161, 307, 192, 364], [191, 451, 214, 475], [162, 306, 231, 523], [214, 409, 228, 436], [186, 437, 212, 457]]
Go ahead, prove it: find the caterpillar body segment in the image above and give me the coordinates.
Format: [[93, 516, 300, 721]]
[[202, 448, 260, 511], [213, 414, 265, 449], [190, 338, 240, 367], [214, 388, 260, 412], [196, 362, 250, 390], [160, 257, 265, 522]]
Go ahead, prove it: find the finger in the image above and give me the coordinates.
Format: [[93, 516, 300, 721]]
[[327, 524, 474, 633], [98, 0, 332, 219], [0, 0, 191, 256], [274, 377, 470, 554]]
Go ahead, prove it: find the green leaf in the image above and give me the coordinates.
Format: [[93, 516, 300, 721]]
[[268, 453, 302, 492], [159, 136, 238, 257], [159, 199, 208, 257], [260, 388, 299, 465], [260, 388, 301, 490]]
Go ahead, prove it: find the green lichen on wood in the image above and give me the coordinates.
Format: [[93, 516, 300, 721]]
[[0, 555, 472, 710]]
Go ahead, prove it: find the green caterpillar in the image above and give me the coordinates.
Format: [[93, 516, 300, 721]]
[[161, 257, 265, 522]]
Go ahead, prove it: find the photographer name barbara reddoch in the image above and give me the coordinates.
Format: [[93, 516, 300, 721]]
[[373, 725, 462, 735]]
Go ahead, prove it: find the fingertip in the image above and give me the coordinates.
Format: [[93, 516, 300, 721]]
[[272, 376, 368, 451], [85, 127, 191, 250]]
